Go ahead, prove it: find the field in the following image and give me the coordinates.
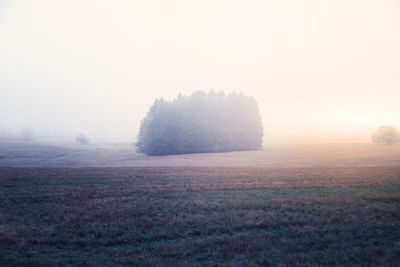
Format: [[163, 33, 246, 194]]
[[1, 143, 400, 265]]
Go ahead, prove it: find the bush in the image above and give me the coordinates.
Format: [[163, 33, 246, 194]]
[[75, 134, 90, 145], [0, 129, 19, 142], [371, 126, 400, 145], [136, 91, 263, 155], [20, 128, 35, 142]]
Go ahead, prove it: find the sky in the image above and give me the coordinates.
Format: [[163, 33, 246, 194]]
[[0, 0, 399, 144]]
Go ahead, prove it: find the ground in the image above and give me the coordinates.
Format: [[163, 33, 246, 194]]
[[0, 143, 399, 265], [1, 142, 400, 168]]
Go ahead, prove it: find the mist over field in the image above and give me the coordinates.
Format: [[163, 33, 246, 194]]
[[1, 0, 400, 144], [1, 1, 400, 266]]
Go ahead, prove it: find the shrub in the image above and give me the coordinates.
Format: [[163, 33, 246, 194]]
[[75, 134, 90, 145], [0, 129, 19, 142], [20, 128, 35, 142], [371, 126, 400, 145]]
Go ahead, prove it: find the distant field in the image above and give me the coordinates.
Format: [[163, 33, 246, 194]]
[[1, 166, 400, 265], [0, 142, 400, 167]]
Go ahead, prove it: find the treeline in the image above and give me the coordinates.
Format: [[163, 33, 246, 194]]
[[136, 91, 263, 155], [0, 128, 34, 142]]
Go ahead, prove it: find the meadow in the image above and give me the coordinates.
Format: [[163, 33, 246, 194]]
[[0, 144, 400, 265]]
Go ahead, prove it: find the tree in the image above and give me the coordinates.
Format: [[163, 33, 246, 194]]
[[371, 126, 400, 145], [20, 128, 35, 142], [75, 134, 90, 145], [0, 128, 19, 142], [136, 91, 264, 155]]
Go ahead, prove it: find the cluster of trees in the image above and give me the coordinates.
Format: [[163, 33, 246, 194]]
[[20, 128, 35, 142], [0, 128, 35, 142], [75, 133, 90, 145], [0, 128, 91, 145], [371, 126, 400, 145], [0, 131, 20, 142], [136, 91, 263, 155]]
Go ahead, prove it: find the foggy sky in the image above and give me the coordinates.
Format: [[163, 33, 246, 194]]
[[1, 0, 399, 143]]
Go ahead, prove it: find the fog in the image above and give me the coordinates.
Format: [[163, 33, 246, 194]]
[[1, 0, 399, 144]]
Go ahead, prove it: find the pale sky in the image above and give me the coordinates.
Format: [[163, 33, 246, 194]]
[[1, 0, 399, 143]]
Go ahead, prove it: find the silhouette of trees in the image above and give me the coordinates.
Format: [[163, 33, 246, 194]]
[[0, 128, 19, 142], [136, 91, 263, 155], [371, 126, 400, 145], [20, 128, 35, 142], [76, 134, 90, 145]]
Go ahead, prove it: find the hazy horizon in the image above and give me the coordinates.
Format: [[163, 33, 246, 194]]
[[1, 0, 399, 144]]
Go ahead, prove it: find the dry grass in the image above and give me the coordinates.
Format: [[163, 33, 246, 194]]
[[1, 166, 400, 266]]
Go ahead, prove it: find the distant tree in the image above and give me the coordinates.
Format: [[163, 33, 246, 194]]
[[371, 126, 400, 145], [75, 134, 90, 145], [0, 129, 19, 142], [20, 128, 35, 142], [136, 91, 264, 155]]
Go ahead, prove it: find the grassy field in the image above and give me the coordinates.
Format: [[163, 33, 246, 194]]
[[1, 166, 400, 266], [1, 142, 400, 168]]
